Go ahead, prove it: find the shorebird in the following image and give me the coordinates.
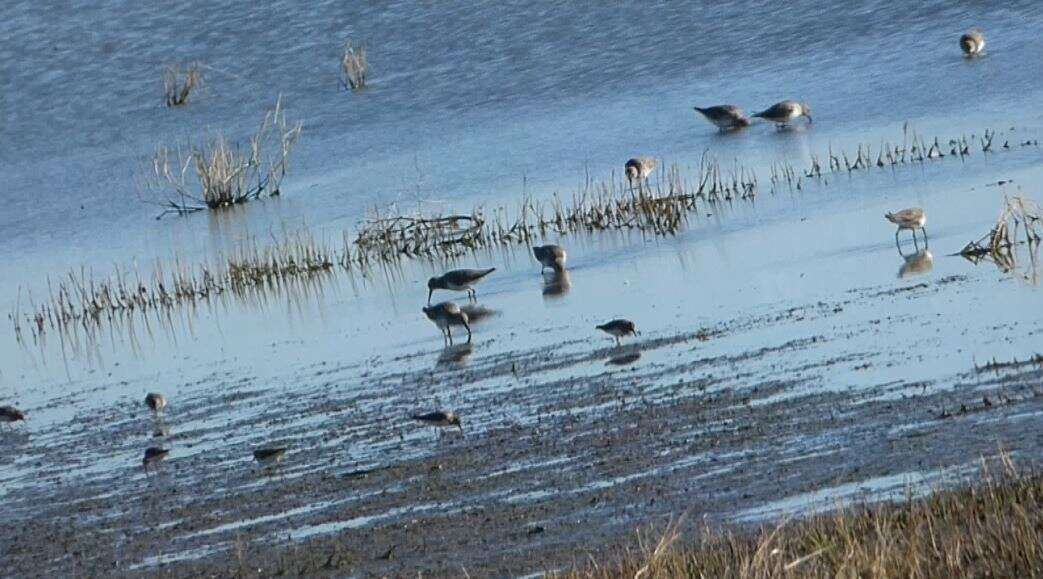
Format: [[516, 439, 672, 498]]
[[422, 302, 472, 345], [532, 244, 567, 273], [625, 157, 657, 189], [142, 447, 170, 471], [0, 405, 26, 428], [693, 105, 751, 131], [596, 319, 638, 346], [144, 392, 167, 413], [411, 411, 463, 432], [960, 30, 985, 57], [753, 100, 812, 128], [427, 268, 495, 304], [885, 207, 928, 246], [253, 447, 287, 466], [542, 270, 571, 298]]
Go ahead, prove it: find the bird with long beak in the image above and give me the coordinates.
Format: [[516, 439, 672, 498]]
[[693, 105, 751, 131], [596, 319, 638, 346], [427, 268, 496, 304], [423, 302, 472, 345], [753, 100, 812, 128]]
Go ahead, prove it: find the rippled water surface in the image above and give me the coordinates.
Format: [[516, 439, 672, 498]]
[[2, 0, 1043, 574]]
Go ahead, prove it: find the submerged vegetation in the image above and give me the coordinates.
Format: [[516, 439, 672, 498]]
[[143, 99, 302, 216], [163, 64, 201, 107], [565, 456, 1042, 579], [340, 40, 368, 91], [13, 125, 1039, 343]]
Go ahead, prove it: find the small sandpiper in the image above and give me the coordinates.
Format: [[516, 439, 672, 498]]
[[753, 100, 812, 128], [144, 392, 167, 414], [253, 447, 287, 466], [142, 447, 170, 471], [596, 319, 638, 346], [428, 268, 496, 304], [532, 244, 567, 273], [0, 405, 26, 428], [422, 302, 472, 345], [624, 157, 657, 189], [411, 411, 463, 432], [885, 207, 927, 245], [960, 30, 985, 57], [693, 105, 751, 131]]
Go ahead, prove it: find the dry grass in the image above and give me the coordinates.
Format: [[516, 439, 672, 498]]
[[145, 99, 302, 216], [11, 232, 332, 340], [163, 64, 201, 107], [564, 457, 1042, 578], [960, 196, 1041, 280], [341, 40, 368, 91]]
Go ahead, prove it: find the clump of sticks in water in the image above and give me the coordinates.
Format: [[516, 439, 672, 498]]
[[338, 155, 757, 268], [960, 196, 1041, 278], [340, 40, 368, 91], [163, 64, 201, 107], [144, 99, 302, 217]]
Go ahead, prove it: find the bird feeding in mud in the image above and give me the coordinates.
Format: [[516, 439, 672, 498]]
[[422, 302, 472, 345], [693, 105, 751, 131], [144, 392, 167, 413], [885, 207, 928, 246], [532, 244, 567, 273], [142, 447, 170, 471], [427, 268, 496, 304], [624, 157, 657, 189], [753, 100, 813, 128], [411, 411, 463, 433], [253, 447, 287, 466], [596, 319, 638, 346], [960, 30, 985, 57], [0, 405, 26, 428]]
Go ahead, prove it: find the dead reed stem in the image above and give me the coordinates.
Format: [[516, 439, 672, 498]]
[[163, 64, 201, 107], [341, 40, 368, 91]]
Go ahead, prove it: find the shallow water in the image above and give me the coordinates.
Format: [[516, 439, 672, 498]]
[[3, 0, 1043, 575]]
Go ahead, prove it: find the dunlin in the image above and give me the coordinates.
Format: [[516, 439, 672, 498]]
[[422, 302, 472, 345], [753, 100, 812, 128], [253, 447, 287, 466], [624, 157, 657, 189], [960, 30, 985, 57], [885, 207, 927, 245], [144, 392, 167, 413], [142, 447, 170, 471], [596, 319, 638, 346], [0, 405, 26, 428], [532, 244, 567, 273], [427, 268, 495, 304], [411, 411, 463, 432], [693, 105, 751, 131]]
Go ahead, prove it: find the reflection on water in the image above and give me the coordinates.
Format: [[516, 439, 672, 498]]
[[437, 343, 474, 369], [459, 304, 498, 323], [542, 270, 572, 298], [898, 250, 934, 278], [606, 349, 641, 366]]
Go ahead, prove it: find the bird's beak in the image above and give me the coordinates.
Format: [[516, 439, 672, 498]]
[[427, 288, 433, 305]]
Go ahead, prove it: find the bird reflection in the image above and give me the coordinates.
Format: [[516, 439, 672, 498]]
[[459, 304, 498, 323], [542, 270, 571, 298], [898, 249, 934, 278], [606, 349, 642, 366], [437, 343, 474, 369]]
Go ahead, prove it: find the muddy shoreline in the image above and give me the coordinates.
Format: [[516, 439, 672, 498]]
[[3, 272, 1042, 577]]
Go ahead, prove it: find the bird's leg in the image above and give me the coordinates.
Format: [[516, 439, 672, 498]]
[[447, 325, 454, 345], [464, 320, 472, 343], [921, 227, 929, 249]]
